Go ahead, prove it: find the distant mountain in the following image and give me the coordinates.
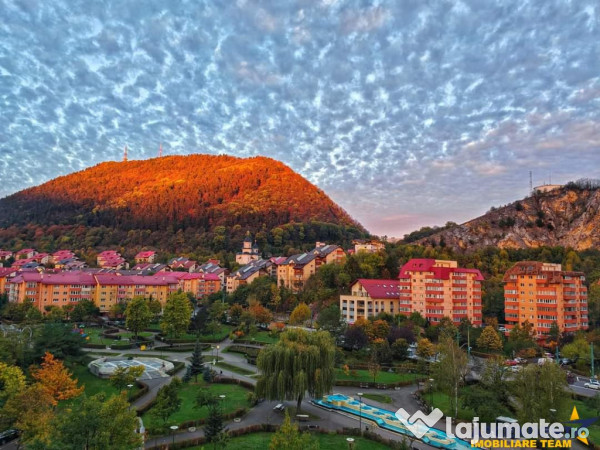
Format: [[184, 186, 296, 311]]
[[0, 155, 366, 254], [413, 180, 600, 251]]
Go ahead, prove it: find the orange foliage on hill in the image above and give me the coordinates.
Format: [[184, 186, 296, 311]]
[[0, 155, 362, 233]]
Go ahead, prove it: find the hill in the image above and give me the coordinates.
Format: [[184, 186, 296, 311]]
[[0, 155, 366, 255], [413, 180, 600, 252]]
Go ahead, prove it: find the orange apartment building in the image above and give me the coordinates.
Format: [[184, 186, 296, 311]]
[[7, 271, 220, 314], [340, 259, 483, 325], [503, 262, 588, 337]]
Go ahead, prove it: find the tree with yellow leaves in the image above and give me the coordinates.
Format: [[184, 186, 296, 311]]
[[31, 352, 84, 405], [0, 362, 26, 407]]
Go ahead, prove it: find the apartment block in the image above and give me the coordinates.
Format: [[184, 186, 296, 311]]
[[503, 262, 588, 336], [339, 258, 483, 325]]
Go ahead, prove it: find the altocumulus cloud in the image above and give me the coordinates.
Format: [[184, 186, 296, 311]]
[[0, 0, 599, 236]]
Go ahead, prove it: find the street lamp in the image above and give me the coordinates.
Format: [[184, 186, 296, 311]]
[[549, 408, 557, 423], [429, 378, 435, 412], [216, 345, 220, 362], [346, 437, 355, 450], [357, 392, 363, 435], [170, 425, 179, 446]]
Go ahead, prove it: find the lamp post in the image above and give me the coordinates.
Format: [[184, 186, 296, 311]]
[[170, 425, 179, 446], [216, 345, 220, 362], [346, 437, 355, 450], [357, 392, 363, 435], [127, 383, 134, 407], [429, 378, 434, 412], [549, 408, 557, 423]]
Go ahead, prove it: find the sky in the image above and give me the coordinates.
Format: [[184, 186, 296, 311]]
[[0, 0, 599, 238]]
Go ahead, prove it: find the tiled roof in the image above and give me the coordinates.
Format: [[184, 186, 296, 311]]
[[399, 258, 484, 281], [356, 279, 400, 299]]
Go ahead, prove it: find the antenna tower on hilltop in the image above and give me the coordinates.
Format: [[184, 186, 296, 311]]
[[159, 143, 163, 157], [123, 145, 128, 162], [529, 171, 533, 193]]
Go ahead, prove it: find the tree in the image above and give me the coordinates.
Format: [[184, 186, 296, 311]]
[[0, 362, 25, 407], [249, 303, 273, 328], [229, 304, 243, 324], [584, 393, 600, 416], [512, 364, 569, 422], [33, 323, 84, 362], [416, 338, 435, 359], [270, 284, 282, 312], [71, 299, 100, 323], [125, 297, 153, 340], [44, 306, 65, 323], [46, 393, 142, 450], [257, 329, 335, 411], [343, 324, 368, 350], [289, 303, 311, 326], [148, 298, 162, 321], [189, 339, 205, 382], [204, 401, 226, 450], [161, 292, 192, 338], [195, 388, 217, 411], [151, 378, 182, 425], [110, 365, 145, 392], [368, 353, 381, 383], [316, 304, 344, 334], [432, 337, 468, 418], [269, 410, 319, 450], [1, 383, 54, 446], [476, 326, 503, 351], [391, 338, 409, 360], [31, 352, 84, 405]]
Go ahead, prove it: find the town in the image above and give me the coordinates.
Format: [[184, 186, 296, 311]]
[[0, 233, 598, 449]]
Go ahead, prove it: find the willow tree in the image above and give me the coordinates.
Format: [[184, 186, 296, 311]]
[[256, 329, 335, 412]]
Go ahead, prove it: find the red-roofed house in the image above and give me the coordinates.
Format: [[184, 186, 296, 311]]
[[172, 272, 221, 298], [97, 250, 128, 269], [340, 259, 483, 325], [0, 267, 17, 296], [0, 251, 13, 261], [15, 249, 37, 260], [135, 251, 156, 264]]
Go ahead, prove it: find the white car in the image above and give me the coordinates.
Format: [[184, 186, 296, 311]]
[[584, 381, 600, 390]]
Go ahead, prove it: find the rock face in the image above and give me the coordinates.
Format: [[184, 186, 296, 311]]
[[418, 186, 600, 251]]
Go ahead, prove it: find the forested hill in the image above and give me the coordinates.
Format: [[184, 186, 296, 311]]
[[0, 154, 367, 255], [412, 180, 600, 252]]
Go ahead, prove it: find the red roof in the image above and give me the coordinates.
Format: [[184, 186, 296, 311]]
[[398, 259, 484, 281], [136, 251, 156, 258], [356, 279, 400, 299], [0, 268, 16, 278], [94, 274, 179, 286], [172, 273, 220, 281], [16, 248, 35, 255], [10, 271, 96, 285]]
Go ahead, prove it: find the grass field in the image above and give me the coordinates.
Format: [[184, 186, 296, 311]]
[[142, 381, 251, 433], [245, 330, 280, 344], [334, 368, 423, 384], [187, 432, 391, 450], [169, 325, 233, 342], [66, 362, 141, 403], [428, 388, 476, 421], [83, 328, 153, 344]]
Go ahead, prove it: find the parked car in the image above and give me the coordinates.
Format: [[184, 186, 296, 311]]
[[504, 359, 518, 366], [273, 404, 285, 412], [584, 380, 600, 390], [560, 358, 573, 366], [514, 357, 527, 364], [510, 365, 523, 373], [0, 429, 19, 445]]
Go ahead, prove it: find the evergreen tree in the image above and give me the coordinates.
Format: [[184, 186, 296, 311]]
[[189, 339, 205, 382], [204, 401, 225, 450]]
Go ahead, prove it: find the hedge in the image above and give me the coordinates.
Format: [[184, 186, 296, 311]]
[[167, 361, 186, 376], [333, 379, 423, 389]]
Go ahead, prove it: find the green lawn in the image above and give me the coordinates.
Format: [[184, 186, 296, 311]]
[[142, 381, 251, 433], [245, 330, 280, 344], [187, 432, 390, 450], [66, 362, 141, 403], [335, 368, 424, 384], [428, 389, 475, 421], [362, 393, 392, 404], [215, 362, 256, 376], [83, 328, 153, 344], [167, 325, 233, 342]]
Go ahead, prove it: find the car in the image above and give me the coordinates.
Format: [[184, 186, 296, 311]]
[[273, 404, 285, 412], [0, 429, 19, 445], [560, 358, 573, 366], [504, 359, 518, 366], [498, 326, 507, 332], [514, 357, 527, 364], [510, 365, 523, 373], [584, 380, 600, 390]]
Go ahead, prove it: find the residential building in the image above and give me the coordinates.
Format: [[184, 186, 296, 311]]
[[94, 273, 179, 312], [341, 279, 402, 322], [97, 250, 128, 269], [168, 257, 198, 272], [131, 263, 169, 275], [352, 239, 385, 254], [313, 244, 346, 266], [339, 259, 483, 325], [0, 251, 13, 261], [172, 272, 221, 298], [0, 267, 17, 295], [15, 249, 37, 260], [198, 261, 228, 289], [227, 259, 273, 293], [503, 262, 588, 337], [51, 250, 76, 264], [235, 232, 260, 265], [8, 271, 97, 311], [277, 253, 317, 293], [135, 251, 156, 264]]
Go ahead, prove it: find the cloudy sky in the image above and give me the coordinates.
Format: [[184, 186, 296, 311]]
[[1, 0, 599, 237]]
